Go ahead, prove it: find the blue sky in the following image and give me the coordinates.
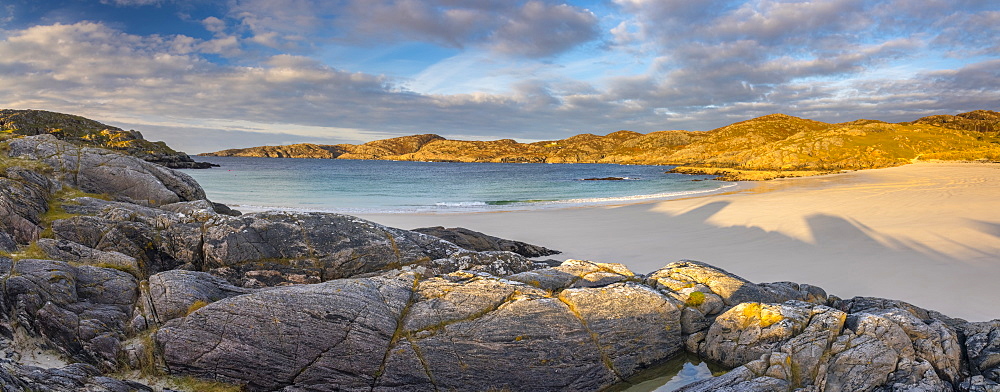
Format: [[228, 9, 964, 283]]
[[0, 0, 997, 153]]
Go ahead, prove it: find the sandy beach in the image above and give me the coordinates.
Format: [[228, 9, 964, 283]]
[[358, 162, 1000, 321]]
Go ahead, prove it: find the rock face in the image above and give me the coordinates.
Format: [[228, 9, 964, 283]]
[[412, 226, 561, 257]]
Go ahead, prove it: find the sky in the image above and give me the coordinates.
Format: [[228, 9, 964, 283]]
[[0, 0, 997, 153]]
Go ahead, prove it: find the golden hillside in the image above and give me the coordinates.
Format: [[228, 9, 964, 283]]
[[202, 110, 1000, 180]]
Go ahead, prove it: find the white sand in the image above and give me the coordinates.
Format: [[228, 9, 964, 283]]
[[358, 162, 1000, 321]]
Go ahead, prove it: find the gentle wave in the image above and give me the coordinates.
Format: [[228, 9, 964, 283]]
[[434, 201, 488, 207], [230, 182, 739, 214]]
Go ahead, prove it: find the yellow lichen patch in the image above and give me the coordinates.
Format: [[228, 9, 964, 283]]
[[185, 300, 209, 316], [739, 303, 785, 328]]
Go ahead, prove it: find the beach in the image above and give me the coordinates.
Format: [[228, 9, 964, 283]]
[[358, 162, 1000, 321]]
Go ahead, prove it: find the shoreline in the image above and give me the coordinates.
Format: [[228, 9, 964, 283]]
[[352, 161, 1000, 321]]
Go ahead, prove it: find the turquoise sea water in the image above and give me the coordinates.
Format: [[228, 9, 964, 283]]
[[182, 156, 737, 213]]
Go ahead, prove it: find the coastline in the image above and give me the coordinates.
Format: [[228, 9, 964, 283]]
[[356, 161, 1000, 321]]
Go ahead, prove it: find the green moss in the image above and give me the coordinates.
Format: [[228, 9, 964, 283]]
[[38, 186, 111, 238]]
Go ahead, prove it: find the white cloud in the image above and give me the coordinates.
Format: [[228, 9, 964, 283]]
[[225, 0, 600, 58]]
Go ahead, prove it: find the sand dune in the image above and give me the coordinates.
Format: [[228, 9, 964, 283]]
[[358, 162, 1000, 321]]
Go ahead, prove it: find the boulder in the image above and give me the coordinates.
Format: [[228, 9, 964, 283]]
[[200, 212, 535, 283], [684, 299, 963, 391], [7, 363, 154, 392], [412, 226, 560, 257], [157, 270, 685, 391], [6, 135, 205, 206], [140, 269, 256, 326], [506, 259, 634, 291], [646, 260, 827, 307], [961, 321, 1000, 384], [1, 258, 138, 371], [35, 238, 139, 275]]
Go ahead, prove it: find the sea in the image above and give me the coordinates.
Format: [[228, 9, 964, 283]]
[[182, 156, 738, 214]]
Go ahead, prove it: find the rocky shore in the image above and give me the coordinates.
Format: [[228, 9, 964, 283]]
[[1, 134, 999, 391]]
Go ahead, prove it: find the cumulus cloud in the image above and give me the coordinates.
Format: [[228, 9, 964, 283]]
[[0, 21, 608, 141], [599, 0, 999, 126], [225, 0, 599, 57]]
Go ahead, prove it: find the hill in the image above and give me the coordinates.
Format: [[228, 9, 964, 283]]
[[0, 109, 215, 168], [202, 110, 1000, 180]]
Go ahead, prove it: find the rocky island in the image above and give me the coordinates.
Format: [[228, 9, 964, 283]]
[[203, 110, 1000, 180], [0, 111, 998, 391]]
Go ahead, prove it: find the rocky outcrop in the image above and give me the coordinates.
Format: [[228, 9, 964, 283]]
[[412, 226, 561, 257], [42, 197, 535, 282], [7, 135, 206, 206], [2, 363, 154, 392], [1, 258, 138, 371], [0, 109, 215, 169], [678, 297, 969, 391], [155, 267, 685, 391], [909, 110, 1000, 133]]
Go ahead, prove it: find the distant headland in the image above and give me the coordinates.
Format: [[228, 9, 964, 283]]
[[201, 110, 1000, 180]]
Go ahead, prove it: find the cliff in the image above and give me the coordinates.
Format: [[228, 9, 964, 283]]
[[202, 110, 1000, 180], [0, 109, 216, 169]]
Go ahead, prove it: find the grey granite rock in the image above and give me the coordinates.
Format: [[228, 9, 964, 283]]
[[1, 258, 138, 370], [36, 238, 139, 274], [961, 321, 1000, 384], [0, 167, 53, 245], [8, 363, 154, 392], [506, 259, 634, 291], [646, 260, 827, 308], [6, 135, 205, 206], [141, 269, 256, 325], [684, 299, 963, 392], [200, 212, 534, 283], [157, 269, 686, 391], [412, 226, 560, 257], [158, 272, 416, 391]]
